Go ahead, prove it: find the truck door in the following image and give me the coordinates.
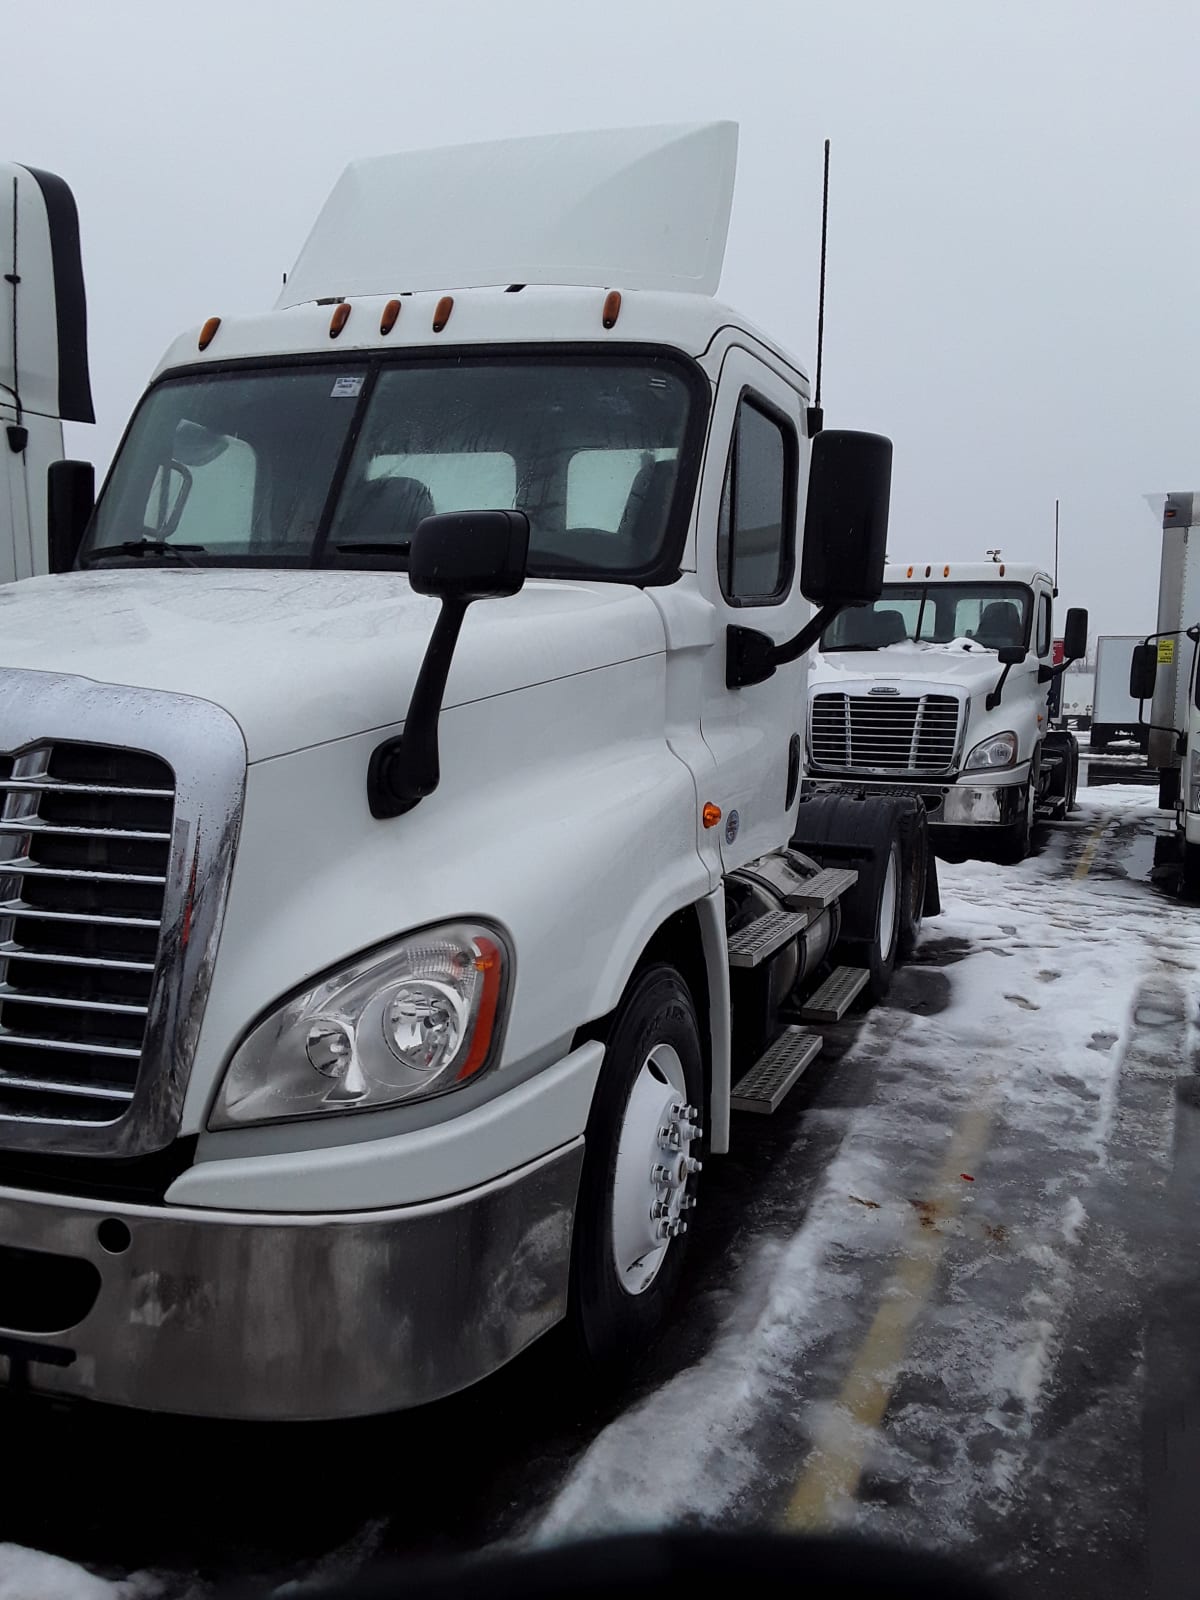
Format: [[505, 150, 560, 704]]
[[695, 349, 809, 870]]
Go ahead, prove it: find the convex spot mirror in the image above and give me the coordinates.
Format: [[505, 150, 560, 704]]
[[800, 430, 892, 608], [1063, 606, 1088, 662], [998, 645, 1028, 666], [1129, 642, 1158, 701], [409, 509, 530, 601]]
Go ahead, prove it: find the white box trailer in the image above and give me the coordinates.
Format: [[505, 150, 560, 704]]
[[0, 163, 93, 578], [1128, 492, 1200, 892]]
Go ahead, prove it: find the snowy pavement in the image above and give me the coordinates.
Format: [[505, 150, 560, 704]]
[[3, 786, 1198, 1598]]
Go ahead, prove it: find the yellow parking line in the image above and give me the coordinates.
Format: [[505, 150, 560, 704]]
[[1072, 818, 1108, 880], [783, 1099, 993, 1530]]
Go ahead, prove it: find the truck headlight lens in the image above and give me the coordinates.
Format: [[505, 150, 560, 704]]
[[211, 923, 511, 1128], [964, 731, 1018, 770]]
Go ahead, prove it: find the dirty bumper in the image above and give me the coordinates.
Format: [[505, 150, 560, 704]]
[[0, 1141, 582, 1420], [803, 777, 1026, 828]]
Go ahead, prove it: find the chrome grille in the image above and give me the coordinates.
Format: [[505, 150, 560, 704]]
[[810, 693, 961, 775], [0, 743, 174, 1126]]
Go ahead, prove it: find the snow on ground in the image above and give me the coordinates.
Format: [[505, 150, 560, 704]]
[[536, 787, 1200, 1566], [0, 1546, 162, 1600]]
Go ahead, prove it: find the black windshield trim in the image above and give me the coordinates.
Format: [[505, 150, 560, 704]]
[[100, 343, 712, 587]]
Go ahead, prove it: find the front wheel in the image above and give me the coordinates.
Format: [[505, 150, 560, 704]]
[[568, 963, 705, 1370], [1184, 841, 1200, 901], [995, 783, 1034, 865]]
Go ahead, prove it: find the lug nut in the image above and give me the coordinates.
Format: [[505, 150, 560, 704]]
[[683, 1156, 703, 1175], [680, 1195, 697, 1211], [650, 1198, 673, 1220], [658, 1125, 682, 1150], [666, 1218, 688, 1238]]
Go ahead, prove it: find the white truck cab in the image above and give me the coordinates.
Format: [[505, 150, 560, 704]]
[[805, 561, 1088, 862], [0, 124, 928, 1420], [0, 163, 93, 577]]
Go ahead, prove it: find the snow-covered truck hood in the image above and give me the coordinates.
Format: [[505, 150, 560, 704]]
[[810, 640, 1006, 701], [0, 569, 665, 760]]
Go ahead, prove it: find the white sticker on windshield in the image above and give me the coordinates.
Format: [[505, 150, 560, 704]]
[[330, 375, 364, 398]]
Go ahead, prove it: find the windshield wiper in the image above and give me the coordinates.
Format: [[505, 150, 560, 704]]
[[81, 540, 205, 568]]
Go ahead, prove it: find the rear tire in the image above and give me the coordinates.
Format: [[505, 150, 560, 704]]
[[568, 963, 705, 1371]]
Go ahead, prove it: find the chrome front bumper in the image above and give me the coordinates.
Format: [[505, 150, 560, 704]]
[[0, 1141, 583, 1420], [803, 776, 1026, 829]]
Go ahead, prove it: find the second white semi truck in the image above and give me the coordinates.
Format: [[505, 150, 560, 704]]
[[804, 561, 1088, 863]]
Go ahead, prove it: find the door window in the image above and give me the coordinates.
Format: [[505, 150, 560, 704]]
[[716, 397, 795, 604]]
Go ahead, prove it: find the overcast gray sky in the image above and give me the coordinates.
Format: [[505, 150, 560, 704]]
[[6, 0, 1197, 634]]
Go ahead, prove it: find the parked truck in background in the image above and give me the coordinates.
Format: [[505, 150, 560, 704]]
[[1, 162, 93, 576], [1090, 635, 1149, 755], [804, 561, 1088, 863], [1129, 491, 1200, 895], [0, 123, 935, 1420]]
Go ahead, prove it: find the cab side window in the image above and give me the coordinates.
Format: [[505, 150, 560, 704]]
[[1037, 592, 1052, 657], [716, 396, 795, 605]]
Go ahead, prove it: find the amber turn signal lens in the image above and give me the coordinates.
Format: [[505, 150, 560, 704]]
[[702, 802, 722, 829]]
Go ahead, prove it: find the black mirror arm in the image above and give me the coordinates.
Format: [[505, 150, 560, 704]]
[[1038, 653, 1083, 685], [985, 664, 1014, 712], [368, 597, 468, 818], [727, 602, 846, 690]]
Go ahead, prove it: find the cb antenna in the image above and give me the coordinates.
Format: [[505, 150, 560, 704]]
[[1053, 498, 1060, 594], [806, 138, 831, 438]]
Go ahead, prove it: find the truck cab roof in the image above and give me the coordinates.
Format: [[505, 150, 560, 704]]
[[883, 561, 1051, 587]]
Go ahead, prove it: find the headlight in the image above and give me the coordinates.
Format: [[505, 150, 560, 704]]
[[211, 923, 511, 1128], [964, 731, 1018, 770]]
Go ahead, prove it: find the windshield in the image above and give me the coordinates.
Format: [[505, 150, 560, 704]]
[[821, 582, 1033, 651], [82, 354, 704, 580]]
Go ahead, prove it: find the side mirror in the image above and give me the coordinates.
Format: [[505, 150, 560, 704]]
[[998, 645, 1027, 666], [47, 459, 95, 573], [1063, 606, 1088, 662], [409, 509, 529, 600], [369, 510, 530, 818], [800, 430, 892, 607], [1130, 642, 1158, 701]]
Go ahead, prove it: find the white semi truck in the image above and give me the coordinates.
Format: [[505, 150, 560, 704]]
[[1, 163, 93, 576], [1129, 491, 1200, 895], [804, 561, 1088, 863], [0, 124, 931, 1419]]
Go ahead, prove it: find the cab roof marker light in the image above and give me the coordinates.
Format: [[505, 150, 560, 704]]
[[999, 563, 1006, 576], [906, 565, 914, 578], [329, 303, 352, 338], [433, 296, 454, 332], [198, 316, 221, 351], [380, 298, 402, 335], [602, 289, 622, 329], [943, 565, 951, 577], [925, 565, 932, 578]]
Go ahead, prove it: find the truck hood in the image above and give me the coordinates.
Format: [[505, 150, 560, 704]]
[[811, 640, 1005, 700], [0, 569, 666, 761]]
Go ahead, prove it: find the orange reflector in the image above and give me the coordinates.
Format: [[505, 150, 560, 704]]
[[999, 563, 1006, 576], [329, 303, 351, 338], [906, 565, 914, 578], [1037, 713, 1044, 724], [943, 565, 950, 577], [602, 289, 622, 329], [380, 298, 401, 336], [457, 935, 502, 1081], [433, 295, 454, 332], [198, 316, 221, 351], [702, 802, 722, 830]]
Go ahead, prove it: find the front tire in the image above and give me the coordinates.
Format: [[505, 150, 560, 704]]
[[1184, 842, 1200, 901], [568, 963, 705, 1370], [995, 782, 1034, 865]]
